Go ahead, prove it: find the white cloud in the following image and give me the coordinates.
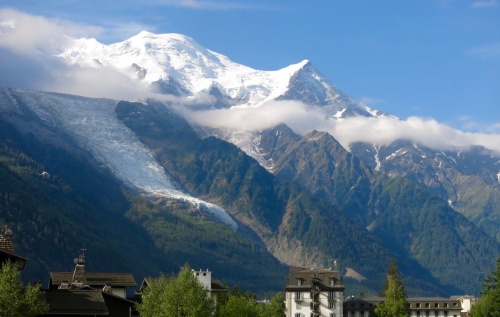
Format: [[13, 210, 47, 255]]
[[470, 0, 498, 8], [0, 8, 102, 55], [174, 100, 500, 154], [0, 9, 164, 100]]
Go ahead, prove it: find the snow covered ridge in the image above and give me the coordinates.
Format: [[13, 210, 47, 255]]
[[55, 31, 382, 117], [58, 31, 312, 108], [3, 88, 237, 230]]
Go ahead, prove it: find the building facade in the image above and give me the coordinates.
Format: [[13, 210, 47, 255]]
[[343, 296, 464, 317], [285, 267, 345, 317]]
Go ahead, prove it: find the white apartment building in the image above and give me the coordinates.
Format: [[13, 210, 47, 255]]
[[285, 267, 345, 317]]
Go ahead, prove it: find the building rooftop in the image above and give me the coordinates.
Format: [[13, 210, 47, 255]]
[[42, 289, 109, 315], [49, 272, 137, 288]]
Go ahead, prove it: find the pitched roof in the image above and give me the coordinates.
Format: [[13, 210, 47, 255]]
[[286, 267, 344, 291], [211, 279, 228, 292], [42, 289, 109, 315], [50, 272, 137, 288], [0, 234, 16, 254], [0, 249, 27, 270]]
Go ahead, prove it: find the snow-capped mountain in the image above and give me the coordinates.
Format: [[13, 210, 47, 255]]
[[2, 30, 500, 296], [58, 31, 382, 117], [50, 32, 500, 240]]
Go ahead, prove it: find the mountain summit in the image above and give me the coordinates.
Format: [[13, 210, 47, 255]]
[[57, 31, 381, 117]]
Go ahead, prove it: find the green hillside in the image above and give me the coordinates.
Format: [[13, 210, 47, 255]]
[[0, 118, 287, 294]]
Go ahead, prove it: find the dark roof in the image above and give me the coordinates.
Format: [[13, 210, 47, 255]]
[[286, 267, 344, 291], [0, 234, 16, 254], [42, 289, 109, 315], [50, 272, 137, 288], [0, 249, 27, 270], [211, 279, 228, 292], [139, 276, 227, 293]]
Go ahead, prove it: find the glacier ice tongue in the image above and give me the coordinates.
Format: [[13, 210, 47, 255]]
[[15, 89, 238, 230]]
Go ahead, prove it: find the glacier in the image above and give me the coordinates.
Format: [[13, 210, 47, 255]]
[[5, 88, 238, 230]]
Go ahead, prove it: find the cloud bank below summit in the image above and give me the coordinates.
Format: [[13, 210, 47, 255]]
[[175, 101, 500, 154], [1, 8, 500, 155]]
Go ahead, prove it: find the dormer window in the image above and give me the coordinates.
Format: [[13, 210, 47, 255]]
[[297, 278, 303, 286], [330, 278, 335, 286]]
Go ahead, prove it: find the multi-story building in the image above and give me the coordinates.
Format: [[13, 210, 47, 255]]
[[285, 267, 345, 317], [343, 295, 464, 317]]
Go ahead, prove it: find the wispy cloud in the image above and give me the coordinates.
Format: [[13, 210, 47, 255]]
[[151, 0, 261, 10], [470, 0, 498, 8], [359, 97, 384, 107], [466, 42, 500, 60]]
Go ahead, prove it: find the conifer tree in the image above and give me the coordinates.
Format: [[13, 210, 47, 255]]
[[375, 259, 409, 317], [471, 256, 500, 317]]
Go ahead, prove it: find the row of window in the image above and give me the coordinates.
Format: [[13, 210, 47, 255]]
[[296, 278, 338, 286], [295, 292, 338, 300], [414, 302, 458, 308], [295, 313, 337, 317], [415, 311, 458, 317]]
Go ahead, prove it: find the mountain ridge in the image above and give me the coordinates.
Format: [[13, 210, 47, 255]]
[[0, 29, 499, 297]]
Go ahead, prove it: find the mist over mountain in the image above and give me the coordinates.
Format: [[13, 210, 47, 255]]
[[1, 15, 499, 297]]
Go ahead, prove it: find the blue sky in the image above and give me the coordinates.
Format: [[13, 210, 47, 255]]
[[1, 0, 499, 133]]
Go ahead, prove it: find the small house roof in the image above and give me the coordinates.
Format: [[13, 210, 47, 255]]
[[50, 272, 137, 288], [42, 289, 109, 315], [0, 249, 27, 270]]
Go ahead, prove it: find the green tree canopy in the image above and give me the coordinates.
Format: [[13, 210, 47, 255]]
[[137, 264, 215, 317], [0, 260, 48, 317], [471, 256, 500, 317], [256, 292, 285, 317], [375, 259, 409, 317], [217, 294, 258, 317]]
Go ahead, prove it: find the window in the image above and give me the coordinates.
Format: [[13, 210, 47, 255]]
[[425, 303, 430, 308], [444, 303, 448, 308], [417, 311, 420, 316], [329, 301, 335, 309], [330, 279, 335, 286], [434, 303, 439, 308], [295, 292, 302, 300], [297, 279, 302, 286], [328, 292, 335, 300], [435, 311, 438, 316], [417, 303, 421, 308], [295, 314, 302, 317]]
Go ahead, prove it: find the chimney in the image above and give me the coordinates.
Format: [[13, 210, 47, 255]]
[[0, 225, 16, 254], [72, 249, 87, 283]]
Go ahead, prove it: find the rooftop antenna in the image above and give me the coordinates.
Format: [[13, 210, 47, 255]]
[[74, 249, 87, 265]]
